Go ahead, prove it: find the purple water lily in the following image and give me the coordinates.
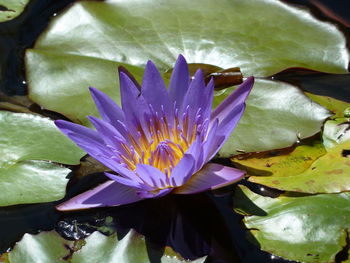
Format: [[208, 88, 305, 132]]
[[55, 55, 254, 211]]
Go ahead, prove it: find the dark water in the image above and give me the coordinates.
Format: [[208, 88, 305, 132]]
[[0, 1, 349, 262]]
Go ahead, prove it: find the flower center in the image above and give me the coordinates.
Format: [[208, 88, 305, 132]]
[[114, 104, 208, 174]]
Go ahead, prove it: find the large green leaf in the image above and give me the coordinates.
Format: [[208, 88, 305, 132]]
[[25, 0, 348, 125], [0, 111, 85, 206], [213, 79, 330, 156], [0, 0, 29, 22], [6, 230, 207, 263], [237, 140, 350, 193], [234, 185, 350, 263]]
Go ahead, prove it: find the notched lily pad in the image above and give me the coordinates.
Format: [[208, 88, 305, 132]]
[[233, 185, 350, 263], [238, 140, 350, 194], [5, 230, 207, 263], [0, 111, 85, 206], [0, 0, 29, 22]]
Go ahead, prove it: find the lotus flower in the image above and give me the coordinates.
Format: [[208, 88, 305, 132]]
[[55, 55, 254, 211]]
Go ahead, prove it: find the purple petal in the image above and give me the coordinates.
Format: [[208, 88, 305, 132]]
[[205, 77, 254, 159], [180, 69, 205, 114], [173, 163, 245, 194], [104, 172, 152, 190], [210, 77, 254, 125], [168, 55, 190, 106], [55, 119, 102, 144], [119, 71, 151, 136], [202, 119, 225, 162], [136, 164, 168, 189], [89, 87, 125, 126], [185, 137, 205, 172], [170, 154, 195, 187], [56, 181, 143, 211], [88, 116, 124, 146], [137, 188, 172, 199], [141, 60, 172, 118]]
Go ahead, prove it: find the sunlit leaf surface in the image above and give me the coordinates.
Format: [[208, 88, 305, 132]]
[[0, 0, 29, 22], [25, 0, 347, 127], [234, 185, 350, 263], [213, 79, 330, 156], [305, 93, 350, 119], [0, 111, 85, 206]]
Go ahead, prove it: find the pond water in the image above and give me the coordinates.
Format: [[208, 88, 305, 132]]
[[0, 0, 349, 262]]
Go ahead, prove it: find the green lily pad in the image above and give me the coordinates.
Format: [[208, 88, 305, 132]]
[[240, 140, 350, 193], [233, 185, 350, 263], [72, 230, 207, 263], [0, 0, 29, 22], [25, 0, 348, 125], [231, 140, 326, 178], [305, 93, 350, 119], [7, 231, 74, 263], [323, 118, 350, 150], [6, 230, 207, 263], [213, 79, 331, 156], [0, 111, 85, 206], [0, 160, 71, 206]]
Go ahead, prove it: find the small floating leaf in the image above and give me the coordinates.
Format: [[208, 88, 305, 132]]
[[0, 0, 29, 22]]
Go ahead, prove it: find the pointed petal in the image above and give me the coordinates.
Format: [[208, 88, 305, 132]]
[[202, 119, 225, 162], [170, 154, 195, 187], [135, 164, 168, 189], [141, 60, 172, 117], [211, 77, 254, 124], [205, 77, 254, 159], [104, 172, 152, 190], [55, 119, 102, 144], [173, 163, 245, 194], [119, 71, 150, 135], [89, 87, 125, 126], [186, 137, 205, 172], [168, 55, 190, 106], [180, 69, 206, 114], [56, 181, 143, 211]]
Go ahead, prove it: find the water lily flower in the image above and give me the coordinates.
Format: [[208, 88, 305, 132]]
[[55, 55, 254, 211]]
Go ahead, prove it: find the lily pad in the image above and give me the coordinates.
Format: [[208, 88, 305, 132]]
[[0, 111, 85, 206], [71, 230, 207, 263], [323, 118, 350, 150], [6, 230, 207, 263], [7, 231, 74, 263], [233, 185, 350, 263], [305, 93, 350, 119], [25, 0, 348, 125], [0, 0, 29, 22], [213, 79, 331, 156], [231, 140, 326, 178], [238, 140, 350, 193]]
